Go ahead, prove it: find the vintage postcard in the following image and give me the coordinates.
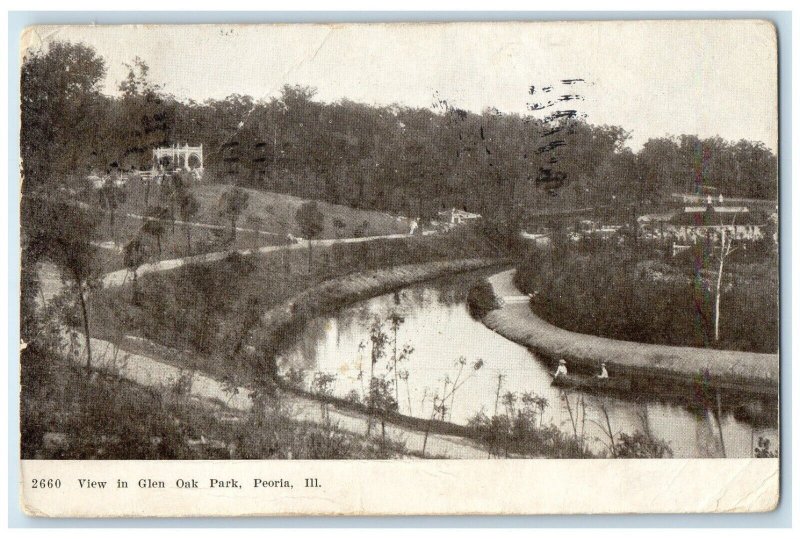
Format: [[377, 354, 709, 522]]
[[18, 20, 779, 517]]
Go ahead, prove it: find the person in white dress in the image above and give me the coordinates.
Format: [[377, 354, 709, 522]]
[[597, 362, 609, 379], [554, 359, 568, 378]]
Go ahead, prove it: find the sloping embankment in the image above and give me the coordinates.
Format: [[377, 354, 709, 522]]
[[482, 270, 779, 397]]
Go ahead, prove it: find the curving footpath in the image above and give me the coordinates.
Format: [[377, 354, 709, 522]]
[[102, 233, 410, 288], [482, 269, 779, 397]]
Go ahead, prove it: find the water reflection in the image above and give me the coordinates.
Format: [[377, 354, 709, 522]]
[[279, 276, 778, 458]]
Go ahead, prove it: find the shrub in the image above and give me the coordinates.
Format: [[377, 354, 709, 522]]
[[21, 346, 191, 459], [467, 409, 591, 458], [466, 279, 501, 318], [613, 431, 673, 458], [513, 242, 778, 353]]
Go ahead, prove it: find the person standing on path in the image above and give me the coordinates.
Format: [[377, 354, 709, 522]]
[[409, 217, 419, 235]]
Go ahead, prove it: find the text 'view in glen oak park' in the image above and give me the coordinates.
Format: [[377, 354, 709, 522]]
[[18, 20, 779, 517]]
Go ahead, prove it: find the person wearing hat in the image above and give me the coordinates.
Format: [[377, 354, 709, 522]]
[[596, 362, 609, 379], [554, 359, 568, 378]]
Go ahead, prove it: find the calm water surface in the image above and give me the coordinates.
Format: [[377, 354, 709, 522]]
[[280, 274, 778, 458]]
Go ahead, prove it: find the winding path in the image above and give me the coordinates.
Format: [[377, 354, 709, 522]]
[[102, 233, 410, 287], [54, 331, 489, 458]]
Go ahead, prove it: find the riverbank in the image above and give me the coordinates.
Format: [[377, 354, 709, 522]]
[[513, 244, 778, 354], [257, 258, 507, 365], [96, 257, 507, 387], [480, 270, 779, 398]]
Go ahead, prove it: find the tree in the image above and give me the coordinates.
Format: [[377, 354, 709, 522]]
[[332, 218, 347, 239], [112, 57, 176, 170], [311, 371, 337, 422], [365, 318, 389, 435], [178, 191, 200, 253], [21, 41, 107, 188], [388, 313, 404, 405], [23, 198, 100, 372], [119, 56, 159, 98], [220, 187, 250, 241], [714, 225, 738, 343], [142, 206, 169, 257], [295, 201, 325, 272], [99, 177, 127, 244], [159, 174, 181, 234], [123, 236, 148, 304]]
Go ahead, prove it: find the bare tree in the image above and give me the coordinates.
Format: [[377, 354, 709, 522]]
[[366, 318, 389, 435], [388, 313, 405, 405], [99, 177, 127, 244]]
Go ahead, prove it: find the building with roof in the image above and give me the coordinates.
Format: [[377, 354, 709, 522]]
[[437, 208, 482, 225], [638, 194, 769, 245]]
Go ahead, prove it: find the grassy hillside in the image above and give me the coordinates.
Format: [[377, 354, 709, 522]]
[[88, 181, 414, 271], [88, 228, 500, 378], [190, 183, 412, 239]]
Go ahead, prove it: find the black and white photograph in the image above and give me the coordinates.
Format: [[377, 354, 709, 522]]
[[16, 18, 781, 516]]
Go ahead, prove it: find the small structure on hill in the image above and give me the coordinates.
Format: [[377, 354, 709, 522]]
[[569, 219, 623, 242], [152, 144, 204, 175], [437, 208, 482, 226]]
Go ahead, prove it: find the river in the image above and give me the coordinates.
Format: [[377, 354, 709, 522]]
[[280, 271, 779, 458]]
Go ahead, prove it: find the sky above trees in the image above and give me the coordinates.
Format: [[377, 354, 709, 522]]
[[20, 37, 778, 222], [21, 20, 778, 152]]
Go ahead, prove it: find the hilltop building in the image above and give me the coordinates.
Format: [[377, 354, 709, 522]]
[[437, 208, 482, 226]]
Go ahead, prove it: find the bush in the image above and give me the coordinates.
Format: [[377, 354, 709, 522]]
[[21, 345, 403, 460], [466, 279, 501, 318], [613, 432, 673, 458], [21, 346, 192, 459], [232, 394, 399, 459], [513, 242, 778, 353], [467, 410, 592, 458]]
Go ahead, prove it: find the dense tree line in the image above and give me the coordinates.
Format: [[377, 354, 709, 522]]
[[22, 41, 778, 220]]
